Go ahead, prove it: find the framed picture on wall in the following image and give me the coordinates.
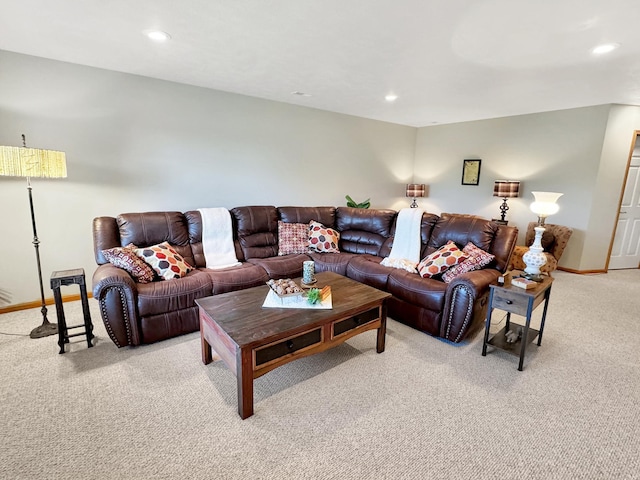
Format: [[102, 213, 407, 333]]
[[462, 159, 481, 185]]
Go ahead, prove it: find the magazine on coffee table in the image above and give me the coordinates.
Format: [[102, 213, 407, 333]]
[[262, 289, 332, 309]]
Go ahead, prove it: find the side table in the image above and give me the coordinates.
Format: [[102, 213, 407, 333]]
[[481, 271, 553, 371], [50, 268, 94, 354]]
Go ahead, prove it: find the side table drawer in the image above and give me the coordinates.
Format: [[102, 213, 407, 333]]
[[254, 328, 322, 367], [492, 290, 528, 316]]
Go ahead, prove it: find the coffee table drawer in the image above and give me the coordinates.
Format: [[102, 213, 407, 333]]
[[332, 307, 379, 337], [254, 328, 322, 367]]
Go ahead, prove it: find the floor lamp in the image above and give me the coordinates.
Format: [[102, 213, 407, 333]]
[[0, 135, 67, 338]]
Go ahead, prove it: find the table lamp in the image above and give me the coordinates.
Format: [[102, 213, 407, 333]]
[[406, 184, 426, 208], [493, 180, 520, 223], [522, 191, 563, 281]]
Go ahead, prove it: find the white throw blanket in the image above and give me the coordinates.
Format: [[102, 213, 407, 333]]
[[381, 208, 424, 272], [198, 208, 241, 270]]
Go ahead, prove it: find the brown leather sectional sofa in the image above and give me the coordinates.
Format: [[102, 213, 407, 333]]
[[92, 206, 518, 348]]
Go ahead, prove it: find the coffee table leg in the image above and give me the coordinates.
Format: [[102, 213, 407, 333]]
[[237, 347, 254, 419], [376, 304, 387, 353], [201, 334, 213, 365]]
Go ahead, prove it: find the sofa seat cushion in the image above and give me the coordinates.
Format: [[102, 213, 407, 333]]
[[136, 270, 212, 317], [203, 262, 270, 295], [308, 252, 357, 276], [345, 255, 392, 290], [247, 254, 310, 279], [387, 270, 448, 312]]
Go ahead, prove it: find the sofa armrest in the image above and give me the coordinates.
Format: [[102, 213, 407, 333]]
[[441, 268, 501, 342], [92, 264, 141, 347]]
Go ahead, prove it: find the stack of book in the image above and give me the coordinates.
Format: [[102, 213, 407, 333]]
[[511, 277, 537, 290]]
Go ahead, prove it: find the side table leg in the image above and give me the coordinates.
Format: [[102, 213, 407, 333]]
[[237, 348, 254, 419], [518, 299, 535, 371], [79, 282, 94, 347], [376, 304, 387, 353], [482, 289, 496, 356], [52, 286, 66, 354], [537, 286, 552, 346]]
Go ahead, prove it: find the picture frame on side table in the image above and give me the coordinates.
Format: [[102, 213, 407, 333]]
[[462, 159, 481, 185]]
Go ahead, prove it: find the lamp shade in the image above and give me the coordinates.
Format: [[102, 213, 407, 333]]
[[0, 146, 67, 179], [406, 184, 425, 198], [493, 180, 520, 198], [530, 191, 563, 217]]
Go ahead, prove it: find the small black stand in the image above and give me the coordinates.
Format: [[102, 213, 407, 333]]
[[50, 268, 94, 354]]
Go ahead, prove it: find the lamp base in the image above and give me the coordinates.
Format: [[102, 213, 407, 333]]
[[30, 320, 58, 339]]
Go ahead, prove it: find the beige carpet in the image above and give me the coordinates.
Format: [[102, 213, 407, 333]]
[[0, 270, 638, 480]]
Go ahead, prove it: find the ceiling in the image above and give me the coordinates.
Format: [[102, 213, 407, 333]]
[[2, 0, 640, 127]]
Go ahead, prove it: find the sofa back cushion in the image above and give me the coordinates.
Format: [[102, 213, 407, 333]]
[[425, 213, 517, 272], [336, 207, 396, 255], [278, 206, 336, 227], [231, 206, 279, 259], [93, 216, 121, 265], [491, 223, 519, 272], [116, 212, 195, 267]]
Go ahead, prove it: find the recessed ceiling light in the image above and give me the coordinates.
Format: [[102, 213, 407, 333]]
[[592, 43, 620, 55], [145, 30, 171, 42], [291, 91, 312, 97], [385, 94, 398, 102]]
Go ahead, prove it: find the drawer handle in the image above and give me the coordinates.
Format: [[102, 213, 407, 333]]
[[505, 300, 513, 305], [286, 340, 294, 350]]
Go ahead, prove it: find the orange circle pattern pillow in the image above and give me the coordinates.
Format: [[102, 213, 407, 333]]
[[308, 220, 340, 253], [417, 240, 469, 278], [134, 242, 193, 280]]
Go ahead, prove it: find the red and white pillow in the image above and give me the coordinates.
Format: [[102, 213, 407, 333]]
[[278, 221, 310, 255], [417, 240, 469, 278], [308, 220, 340, 253], [133, 242, 193, 280], [442, 242, 495, 283], [102, 244, 156, 283]]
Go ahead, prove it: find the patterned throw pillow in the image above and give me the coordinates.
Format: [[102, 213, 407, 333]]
[[308, 220, 340, 253], [417, 240, 469, 278], [278, 221, 310, 255], [442, 242, 496, 283], [134, 242, 193, 280], [102, 245, 155, 283]]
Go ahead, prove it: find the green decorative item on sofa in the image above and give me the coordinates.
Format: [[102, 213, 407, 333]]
[[345, 195, 370, 209]]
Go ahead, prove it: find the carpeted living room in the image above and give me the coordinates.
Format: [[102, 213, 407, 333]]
[[1, 2, 640, 479]]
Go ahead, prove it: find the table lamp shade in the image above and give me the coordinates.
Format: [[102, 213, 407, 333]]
[[493, 180, 520, 198], [0, 146, 67, 178], [406, 184, 425, 198], [530, 191, 562, 218]]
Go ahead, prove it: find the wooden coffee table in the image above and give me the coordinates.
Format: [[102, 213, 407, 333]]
[[196, 271, 391, 419]]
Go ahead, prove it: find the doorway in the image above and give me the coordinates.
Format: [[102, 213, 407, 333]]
[[608, 131, 640, 270]]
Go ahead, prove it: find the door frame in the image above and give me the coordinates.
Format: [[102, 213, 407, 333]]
[[606, 130, 640, 271]]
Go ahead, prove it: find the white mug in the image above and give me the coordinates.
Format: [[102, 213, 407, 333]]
[[302, 260, 315, 284]]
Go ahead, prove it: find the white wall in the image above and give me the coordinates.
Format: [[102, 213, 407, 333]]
[[414, 105, 640, 271], [0, 51, 416, 305], [3, 49, 639, 307]]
